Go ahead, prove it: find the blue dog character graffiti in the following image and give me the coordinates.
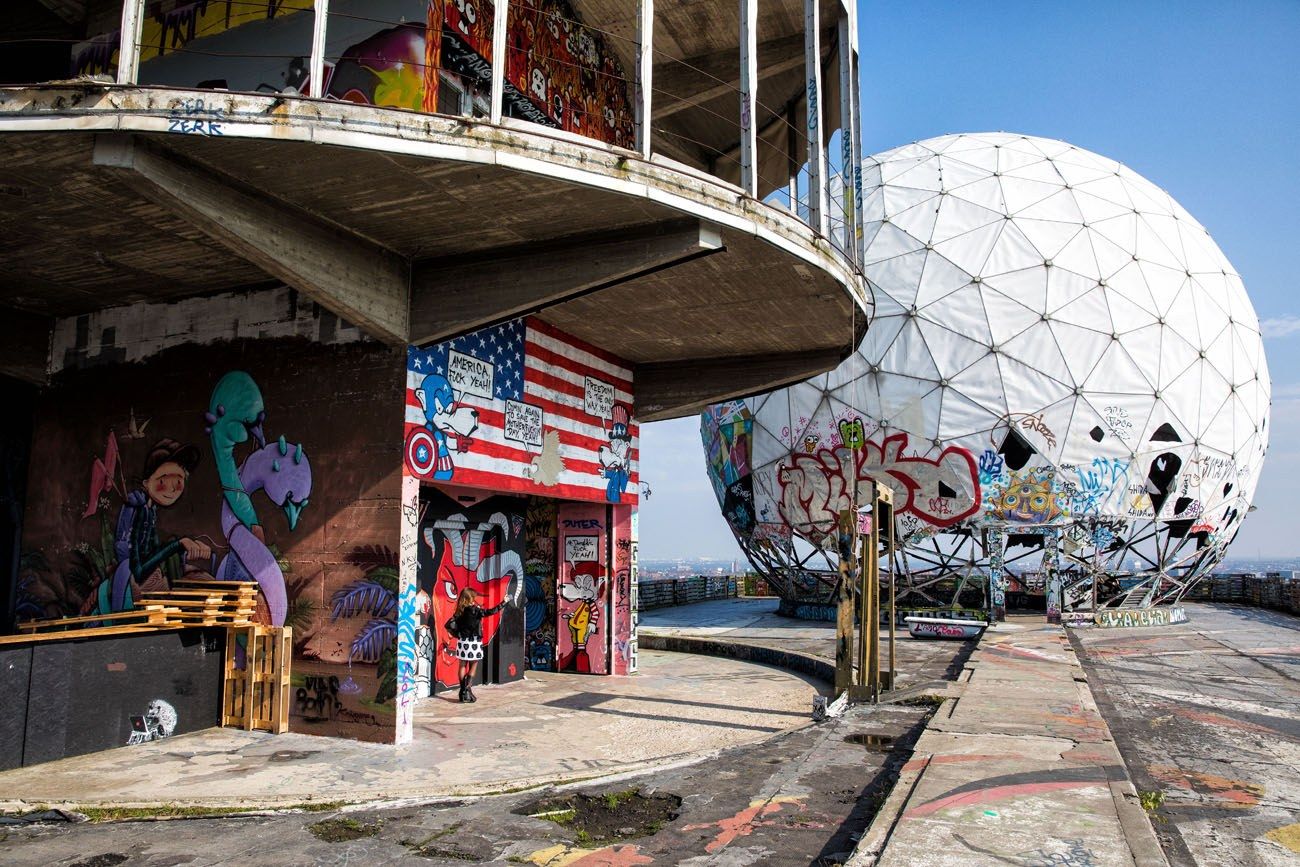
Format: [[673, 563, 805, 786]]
[[412, 373, 480, 480], [598, 403, 633, 503]]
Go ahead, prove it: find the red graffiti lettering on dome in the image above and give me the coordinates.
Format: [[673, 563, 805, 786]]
[[777, 432, 981, 539]]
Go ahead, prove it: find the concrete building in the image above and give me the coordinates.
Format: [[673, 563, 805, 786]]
[[0, 0, 866, 760]]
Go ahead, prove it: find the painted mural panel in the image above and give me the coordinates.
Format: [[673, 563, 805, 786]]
[[610, 505, 634, 675], [555, 502, 608, 675], [403, 316, 638, 506], [523, 497, 558, 671], [72, 0, 633, 147], [16, 302, 406, 744], [418, 490, 526, 692]]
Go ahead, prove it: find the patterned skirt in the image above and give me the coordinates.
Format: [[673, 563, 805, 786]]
[[454, 637, 484, 661]]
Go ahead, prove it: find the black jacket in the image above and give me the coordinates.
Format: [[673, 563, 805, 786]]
[[446, 600, 507, 641]]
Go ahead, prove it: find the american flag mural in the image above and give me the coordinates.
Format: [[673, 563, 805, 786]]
[[404, 317, 638, 505]]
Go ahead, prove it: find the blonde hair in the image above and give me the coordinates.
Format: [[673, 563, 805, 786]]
[[454, 588, 477, 616]]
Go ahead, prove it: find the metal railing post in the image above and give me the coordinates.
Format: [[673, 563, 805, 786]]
[[836, 12, 858, 259], [636, 0, 655, 159], [738, 0, 759, 196], [804, 0, 827, 235], [490, 0, 509, 124], [116, 0, 146, 85], [309, 0, 330, 98]]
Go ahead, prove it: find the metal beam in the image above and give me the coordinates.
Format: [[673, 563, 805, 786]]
[[635, 347, 844, 422], [410, 221, 723, 345], [92, 135, 410, 344], [636, 0, 654, 159], [116, 0, 145, 85], [738, 0, 758, 196], [0, 307, 51, 386], [804, 0, 827, 235], [653, 34, 806, 121]]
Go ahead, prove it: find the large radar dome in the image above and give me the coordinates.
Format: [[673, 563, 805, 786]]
[[703, 132, 1270, 616]]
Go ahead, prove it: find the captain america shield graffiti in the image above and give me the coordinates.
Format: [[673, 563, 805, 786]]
[[405, 428, 438, 478]]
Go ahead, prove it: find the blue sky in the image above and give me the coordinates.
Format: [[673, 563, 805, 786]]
[[638, 0, 1300, 559]]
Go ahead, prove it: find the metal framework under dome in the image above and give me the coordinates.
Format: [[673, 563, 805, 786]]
[[702, 132, 1271, 619]]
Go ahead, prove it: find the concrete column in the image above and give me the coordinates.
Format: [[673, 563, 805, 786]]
[[395, 473, 420, 745], [988, 528, 1006, 622], [1044, 528, 1062, 624]]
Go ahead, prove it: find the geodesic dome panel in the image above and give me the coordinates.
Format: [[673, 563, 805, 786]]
[[703, 132, 1271, 607]]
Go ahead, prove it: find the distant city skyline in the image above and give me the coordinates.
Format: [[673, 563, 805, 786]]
[[637, 1, 1300, 561]]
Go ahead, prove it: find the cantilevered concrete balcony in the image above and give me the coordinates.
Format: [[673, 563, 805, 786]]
[[0, 0, 868, 420]]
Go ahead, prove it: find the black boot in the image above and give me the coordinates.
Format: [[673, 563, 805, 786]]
[[458, 675, 470, 703], [465, 675, 477, 703]]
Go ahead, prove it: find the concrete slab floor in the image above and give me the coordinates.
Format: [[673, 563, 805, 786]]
[[0, 650, 824, 808], [1072, 603, 1300, 867]]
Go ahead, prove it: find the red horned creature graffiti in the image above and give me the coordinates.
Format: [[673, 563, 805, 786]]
[[777, 430, 980, 540], [421, 513, 522, 690]]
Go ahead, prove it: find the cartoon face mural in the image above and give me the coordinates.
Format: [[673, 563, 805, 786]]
[[556, 503, 608, 674], [598, 403, 633, 503], [88, 436, 207, 616], [409, 373, 479, 481], [988, 470, 1064, 525], [403, 318, 638, 506], [421, 508, 524, 690]]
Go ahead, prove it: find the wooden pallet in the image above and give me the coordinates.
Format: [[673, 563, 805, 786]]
[[222, 625, 292, 733]]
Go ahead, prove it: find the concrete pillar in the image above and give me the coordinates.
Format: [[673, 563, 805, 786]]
[[988, 528, 1006, 622], [395, 473, 420, 745], [1044, 528, 1062, 624]]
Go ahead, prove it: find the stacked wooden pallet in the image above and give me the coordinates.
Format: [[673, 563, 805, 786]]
[[139, 579, 260, 627], [1, 603, 185, 644]]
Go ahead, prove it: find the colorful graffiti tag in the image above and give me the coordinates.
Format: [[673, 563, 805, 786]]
[[776, 430, 982, 541]]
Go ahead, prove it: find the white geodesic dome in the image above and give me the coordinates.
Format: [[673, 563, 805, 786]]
[[702, 132, 1271, 611]]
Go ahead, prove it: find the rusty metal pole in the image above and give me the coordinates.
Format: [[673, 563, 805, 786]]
[[887, 494, 896, 692], [867, 484, 880, 701]]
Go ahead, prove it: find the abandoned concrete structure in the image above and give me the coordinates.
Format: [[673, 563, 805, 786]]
[[0, 0, 866, 761]]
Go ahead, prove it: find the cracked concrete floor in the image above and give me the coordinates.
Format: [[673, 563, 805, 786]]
[[1071, 603, 1300, 866]]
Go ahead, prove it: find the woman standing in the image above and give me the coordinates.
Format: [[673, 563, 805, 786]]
[[445, 588, 509, 702]]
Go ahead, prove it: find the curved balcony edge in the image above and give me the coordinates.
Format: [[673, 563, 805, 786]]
[[0, 84, 870, 320]]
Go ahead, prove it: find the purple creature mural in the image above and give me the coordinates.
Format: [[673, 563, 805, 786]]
[[215, 435, 312, 626]]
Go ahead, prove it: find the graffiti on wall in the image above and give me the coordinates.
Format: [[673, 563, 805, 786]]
[[610, 506, 633, 675], [126, 699, 178, 746], [403, 317, 638, 506], [15, 309, 405, 742], [556, 505, 607, 674], [523, 498, 558, 671], [206, 371, 312, 627], [421, 508, 524, 690], [434, 0, 635, 146], [74, 0, 634, 148], [776, 427, 981, 543]]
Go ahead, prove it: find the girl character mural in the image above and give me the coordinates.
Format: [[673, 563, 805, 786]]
[[445, 588, 509, 702], [89, 438, 211, 615]]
